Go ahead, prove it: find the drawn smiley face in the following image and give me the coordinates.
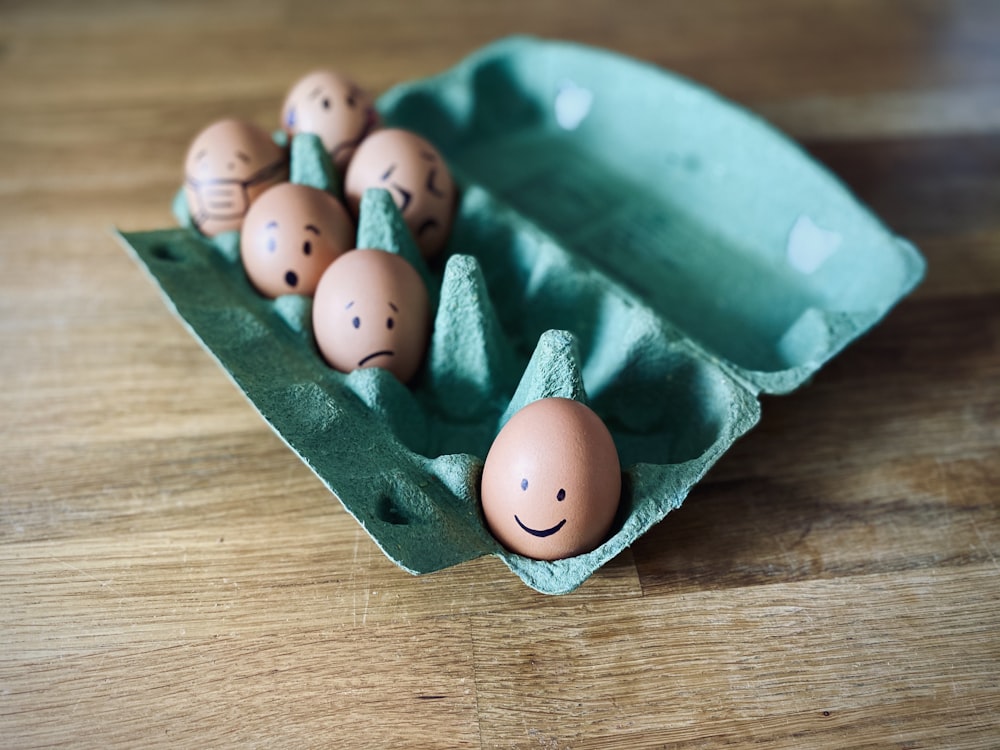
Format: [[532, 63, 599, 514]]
[[344, 128, 456, 261], [281, 70, 379, 172], [311, 249, 430, 383], [183, 119, 288, 237], [240, 183, 355, 298], [480, 398, 621, 560]]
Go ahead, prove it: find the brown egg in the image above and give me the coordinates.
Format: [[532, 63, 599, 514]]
[[481, 398, 621, 560], [240, 183, 354, 298], [281, 70, 379, 172], [312, 249, 430, 382], [344, 128, 456, 260], [184, 119, 288, 237]]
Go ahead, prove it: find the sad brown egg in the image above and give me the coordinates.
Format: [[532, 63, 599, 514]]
[[312, 249, 430, 383]]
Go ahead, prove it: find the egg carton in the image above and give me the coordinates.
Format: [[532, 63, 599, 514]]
[[118, 36, 925, 594]]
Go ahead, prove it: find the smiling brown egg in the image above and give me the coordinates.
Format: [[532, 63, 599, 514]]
[[311, 249, 430, 382], [481, 398, 621, 560], [240, 183, 354, 298], [183, 119, 288, 237]]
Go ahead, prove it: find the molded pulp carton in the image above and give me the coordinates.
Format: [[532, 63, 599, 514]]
[[119, 37, 925, 594]]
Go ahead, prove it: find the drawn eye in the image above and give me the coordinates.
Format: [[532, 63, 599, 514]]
[[426, 168, 446, 198], [322, 98, 331, 110], [556, 488, 566, 501], [267, 237, 276, 252], [386, 317, 394, 329], [352, 316, 360, 329], [520, 479, 528, 491], [346, 95, 356, 108], [303, 241, 311, 255]]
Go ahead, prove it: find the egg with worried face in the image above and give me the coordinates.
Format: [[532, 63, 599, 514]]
[[312, 249, 430, 383], [184, 119, 288, 237], [240, 183, 354, 298], [344, 128, 456, 260], [281, 70, 379, 172], [481, 398, 622, 560]]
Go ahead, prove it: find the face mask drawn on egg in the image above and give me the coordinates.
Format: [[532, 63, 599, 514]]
[[183, 119, 289, 237]]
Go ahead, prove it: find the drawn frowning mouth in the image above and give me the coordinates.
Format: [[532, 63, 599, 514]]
[[358, 350, 394, 366], [416, 217, 440, 236], [514, 516, 567, 538]]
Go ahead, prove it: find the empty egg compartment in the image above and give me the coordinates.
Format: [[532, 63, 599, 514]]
[[439, 186, 753, 467], [424, 184, 759, 593]]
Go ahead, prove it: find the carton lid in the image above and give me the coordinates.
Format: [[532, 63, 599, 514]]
[[379, 35, 926, 395]]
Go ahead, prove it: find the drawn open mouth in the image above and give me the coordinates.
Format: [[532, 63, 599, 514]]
[[514, 516, 567, 538], [358, 350, 394, 366]]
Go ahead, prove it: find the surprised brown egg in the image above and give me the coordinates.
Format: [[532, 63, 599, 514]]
[[240, 183, 354, 298]]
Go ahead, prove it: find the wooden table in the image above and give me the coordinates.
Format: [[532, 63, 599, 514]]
[[3, 1, 998, 747]]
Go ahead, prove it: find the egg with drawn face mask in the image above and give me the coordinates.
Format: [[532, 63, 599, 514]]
[[281, 70, 379, 172], [311, 248, 430, 383], [344, 128, 456, 260], [240, 183, 354, 298], [184, 119, 288, 237], [480, 398, 622, 560]]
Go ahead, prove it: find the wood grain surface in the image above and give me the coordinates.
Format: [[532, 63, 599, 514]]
[[2, 1, 999, 747]]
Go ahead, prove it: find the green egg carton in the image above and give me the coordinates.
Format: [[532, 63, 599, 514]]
[[118, 36, 925, 594]]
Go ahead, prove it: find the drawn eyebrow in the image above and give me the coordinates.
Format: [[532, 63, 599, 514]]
[[235, 150, 251, 163], [308, 86, 322, 99], [304, 224, 320, 235], [195, 149, 207, 161], [380, 164, 396, 181], [419, 150, 437, 162], [345, 301, 355, 309], [265, 221, 278, 229], [388, 302, 398, 312]]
